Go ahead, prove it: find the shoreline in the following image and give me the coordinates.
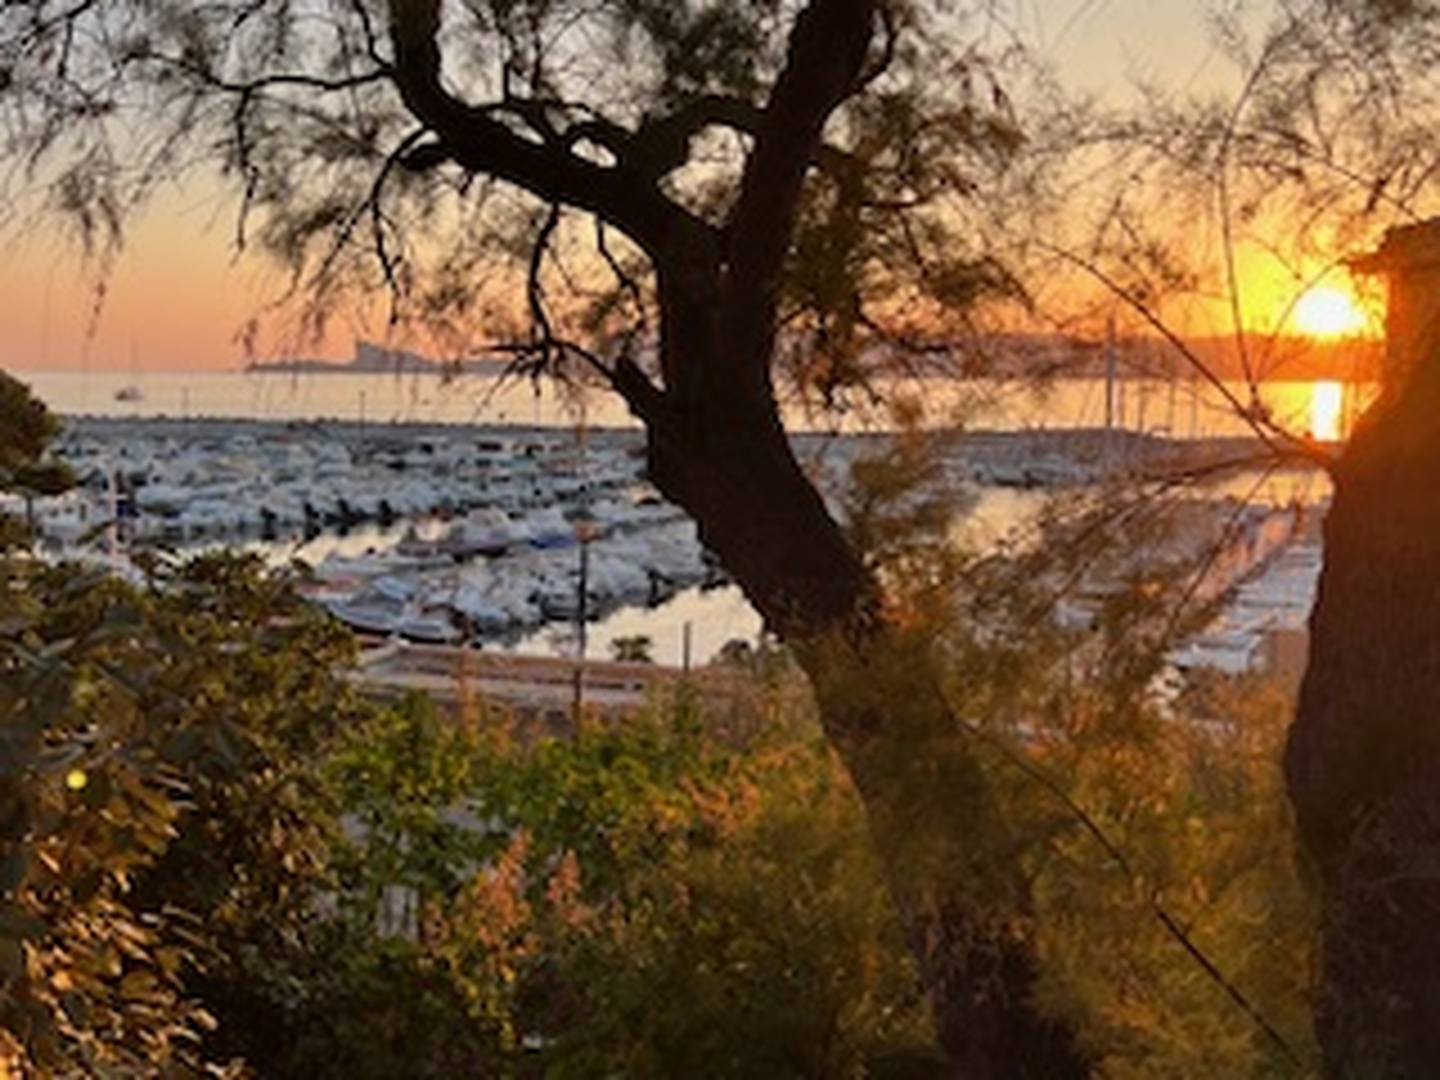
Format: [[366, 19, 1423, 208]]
[[59, 413, 1293, 475]]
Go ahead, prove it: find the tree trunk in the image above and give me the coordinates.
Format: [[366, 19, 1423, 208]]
[[1286, 302, 1440, 1075], [802, 633, 1091, 1079], [643, 305, 1088, 1075], [397, 0, 1092, 1061]]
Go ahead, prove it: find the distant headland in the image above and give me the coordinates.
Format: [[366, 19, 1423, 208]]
[[246, 340, 510, 376], [245, 331, 1380, 384]]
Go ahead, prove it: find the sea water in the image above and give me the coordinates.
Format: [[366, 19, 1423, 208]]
[[7, 366, 1369, 440]]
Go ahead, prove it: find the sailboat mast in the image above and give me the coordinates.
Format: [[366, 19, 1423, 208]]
[[1105, 314, 1118, 430]]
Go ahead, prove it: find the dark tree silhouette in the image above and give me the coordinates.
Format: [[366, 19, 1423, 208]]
[[1287, 222, 1440, 1077], [1088, 2, 1440, 1070], [1, 1, 1081, 1072]]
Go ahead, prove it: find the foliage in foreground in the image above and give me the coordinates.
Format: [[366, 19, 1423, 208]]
[[1029, 674, 1317, 1077], [0, 543, 1318, 1077], [249, 683, 936, 1079], [0, 552, 365, 1075]]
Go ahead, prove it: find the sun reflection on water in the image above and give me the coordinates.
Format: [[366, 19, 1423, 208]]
[[1309, 380, 1345, 442]]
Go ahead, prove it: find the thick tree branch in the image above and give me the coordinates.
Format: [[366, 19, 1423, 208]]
[[729, 0, 876, 269], [722, 0, 877, 393], [386, 0, 710, 264], [628, 95, 765, 177], [574, 91, 877, 195]]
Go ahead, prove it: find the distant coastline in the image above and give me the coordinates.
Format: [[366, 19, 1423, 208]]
[[246, 339, 510, 376], [239, 332, 1379, 383]]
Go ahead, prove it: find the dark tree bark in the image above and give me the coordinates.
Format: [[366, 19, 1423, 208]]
[[1287, 223, 1440, 1077], [650, 286, 1090, 1077], [388, 0, 1090, 1072]]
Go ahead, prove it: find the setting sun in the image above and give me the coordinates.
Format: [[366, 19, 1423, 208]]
[[1292, 285, 1372, 339]]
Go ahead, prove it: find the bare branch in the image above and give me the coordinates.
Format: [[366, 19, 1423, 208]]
[[1038, 240, 1333, 468], [526, 201, 561, 358], [150, 52, 390, 98], [595, 217, 649, 335]]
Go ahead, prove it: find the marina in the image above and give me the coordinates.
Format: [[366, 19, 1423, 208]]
[[2, 404, 1333, 679], [21, 416, 759, 666]]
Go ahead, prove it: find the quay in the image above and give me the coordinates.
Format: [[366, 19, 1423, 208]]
[[352, 640, 753, 727]]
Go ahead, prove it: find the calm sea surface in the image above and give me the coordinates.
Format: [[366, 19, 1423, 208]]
[[9, 367, 1371, 440]]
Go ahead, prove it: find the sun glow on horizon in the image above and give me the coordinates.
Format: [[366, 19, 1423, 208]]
[[1291, 285, 1373, 339]]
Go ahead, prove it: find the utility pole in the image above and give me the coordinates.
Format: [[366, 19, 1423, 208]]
[[571, 396, 590, 726], [1104, 313, 1118, 431]]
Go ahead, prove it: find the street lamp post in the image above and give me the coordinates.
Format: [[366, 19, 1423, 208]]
[[571, 516, 596, 724]]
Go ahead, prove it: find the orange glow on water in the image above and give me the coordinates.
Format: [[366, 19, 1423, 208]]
[[1309, 380, 1345, 441]]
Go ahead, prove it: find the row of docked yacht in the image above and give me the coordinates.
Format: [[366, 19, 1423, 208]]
[[9, 415, 1329, 673], [31, 418, 650, 544], [15, 417, 727, 645], [308, 515, 721, 644], [1165, 536, 1322, 679]]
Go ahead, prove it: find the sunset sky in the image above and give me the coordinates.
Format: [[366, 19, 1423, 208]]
[[0, 2, 1283, 373]]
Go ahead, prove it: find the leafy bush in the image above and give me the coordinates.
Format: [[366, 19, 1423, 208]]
[[0, 553, 364, 1075], [305, 688, 935, 1078], [0, 539, 1318, 1078]]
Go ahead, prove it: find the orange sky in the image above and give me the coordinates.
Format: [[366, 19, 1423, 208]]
[[1183, 242, 1384, 342], [0, 2, 1322, 374], [0, 198, 275, 371], [0, 204, 1379, 374]]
